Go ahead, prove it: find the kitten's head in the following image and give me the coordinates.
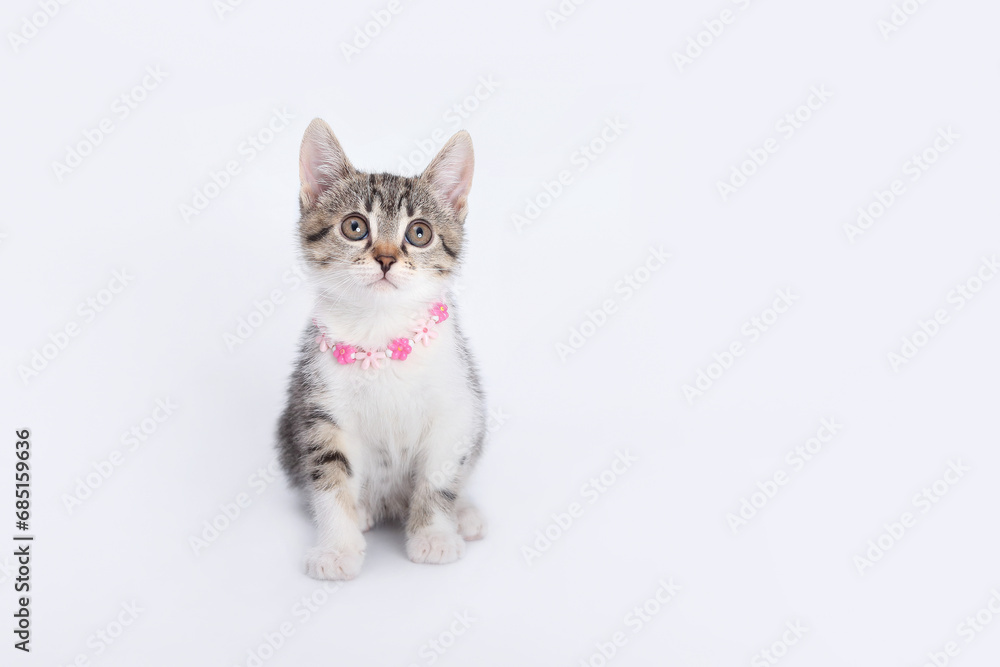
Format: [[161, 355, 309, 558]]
[[296, 118, 473, 306]]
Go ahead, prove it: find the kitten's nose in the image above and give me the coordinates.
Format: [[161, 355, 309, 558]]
[[376, 255, 396, 274]]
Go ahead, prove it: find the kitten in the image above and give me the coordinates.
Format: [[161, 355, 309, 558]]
[[277, 119, 487, 580]]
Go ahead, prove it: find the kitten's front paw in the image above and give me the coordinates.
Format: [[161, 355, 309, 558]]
[[304, 545, 365, 580], [406, 531, 466, 564]]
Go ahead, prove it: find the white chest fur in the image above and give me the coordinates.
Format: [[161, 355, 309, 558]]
[[311, 323, 479, 505]]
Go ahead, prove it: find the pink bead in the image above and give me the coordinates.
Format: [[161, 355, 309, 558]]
[[361, 350, 381, 369], [431, 302, 449, 323], [388, 337, 412, 361], [334, 344, 356, 365]]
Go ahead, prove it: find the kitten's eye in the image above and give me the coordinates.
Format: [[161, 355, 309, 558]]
[[405, 220, 433, 247], [341, 215, 369, 241]]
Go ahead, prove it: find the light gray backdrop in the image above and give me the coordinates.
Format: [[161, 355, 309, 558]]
[[2, 0, 999, 665]]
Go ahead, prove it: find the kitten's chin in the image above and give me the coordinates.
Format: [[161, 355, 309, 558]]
[[365, 272, 445, 302], [316, 273, 444, 312]]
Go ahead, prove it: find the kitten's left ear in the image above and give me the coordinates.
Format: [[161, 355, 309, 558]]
[[421, 131, 474, 222]]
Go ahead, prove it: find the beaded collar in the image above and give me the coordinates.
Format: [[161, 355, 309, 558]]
[[313, 302, 449, 370]]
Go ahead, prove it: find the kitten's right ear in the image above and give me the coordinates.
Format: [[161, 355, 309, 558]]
[[299, 118, 353, 211]]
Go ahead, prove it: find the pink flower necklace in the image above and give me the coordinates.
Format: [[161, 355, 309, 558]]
[[313, 301, 450, 370]]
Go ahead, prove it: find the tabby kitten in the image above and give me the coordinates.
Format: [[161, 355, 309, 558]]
[[277, 119, 487, 580]]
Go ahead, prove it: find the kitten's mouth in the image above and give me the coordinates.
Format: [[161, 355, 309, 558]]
[[371, 276, 397, 290]]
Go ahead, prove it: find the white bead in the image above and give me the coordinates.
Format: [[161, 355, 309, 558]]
[[430, 315, 439, 323], [384, 350, 392, 358], [408, 339, 415, 346]]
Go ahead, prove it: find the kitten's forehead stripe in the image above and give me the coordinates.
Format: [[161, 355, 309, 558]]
[[372, 174, 383, 211], [364, 174, 374, 213], [398, 181, 414, 217]]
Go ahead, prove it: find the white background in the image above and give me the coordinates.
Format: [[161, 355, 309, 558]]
[[2, 0, 1000, 665]]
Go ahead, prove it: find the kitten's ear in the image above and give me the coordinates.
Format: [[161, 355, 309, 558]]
[[299, 118, 353, 211], [421, 131, 474, 221]]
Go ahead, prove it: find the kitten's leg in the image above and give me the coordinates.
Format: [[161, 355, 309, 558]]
[[303, 424, 366, 580], [406, 429, 482, 563], [456, 496, 487, 541], [406, 479, 466, 564]]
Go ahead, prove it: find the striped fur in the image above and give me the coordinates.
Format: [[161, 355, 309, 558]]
[[277, 119, 487, 580]]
